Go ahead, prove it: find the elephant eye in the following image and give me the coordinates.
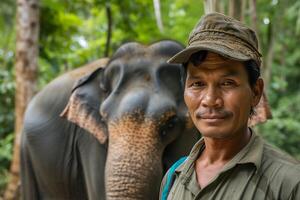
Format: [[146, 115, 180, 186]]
[[159, 116, 179, 138]]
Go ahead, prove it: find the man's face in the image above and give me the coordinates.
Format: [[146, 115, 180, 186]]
[[184, 52, 262, 139]]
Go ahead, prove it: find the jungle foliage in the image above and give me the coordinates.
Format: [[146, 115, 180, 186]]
[[0, 0, 299, 193]]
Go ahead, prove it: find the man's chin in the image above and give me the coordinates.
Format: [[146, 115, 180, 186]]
[[202, 133, 233, 140], [197, 126, 233, 139]]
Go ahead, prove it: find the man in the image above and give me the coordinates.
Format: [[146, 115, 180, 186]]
[[160, 12, 300, 200]]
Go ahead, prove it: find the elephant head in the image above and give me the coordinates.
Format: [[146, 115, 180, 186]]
[[59, 40, 199, 199]]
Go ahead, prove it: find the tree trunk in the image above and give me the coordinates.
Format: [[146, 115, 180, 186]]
[[204, 0, 246, 21], [229, 0, 245, 21], [204, 0, 219, 14], [153, 0, 164, 33], [263, 21, 275, 91], [4, 0, 39, 199], [104, 0, 112, 57], [249, 0, 258, 33]]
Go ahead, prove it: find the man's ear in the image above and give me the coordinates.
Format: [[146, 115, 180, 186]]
[[248, 78, 272, 127], [252, 78, 264, 107]]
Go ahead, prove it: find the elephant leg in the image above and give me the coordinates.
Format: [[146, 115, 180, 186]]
[[20, 131, 40, 200], [21, 118, 89, 199], [77, 130, 107, 200]]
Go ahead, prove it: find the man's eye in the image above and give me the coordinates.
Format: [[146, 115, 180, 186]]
[[191, 81, 205, 88], [221, 80, 236, 87]]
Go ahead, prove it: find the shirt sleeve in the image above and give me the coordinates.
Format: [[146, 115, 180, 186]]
[[288, 182, 300, 200]]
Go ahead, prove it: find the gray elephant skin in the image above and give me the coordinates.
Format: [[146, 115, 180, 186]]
[[20, 40, 200, 200]]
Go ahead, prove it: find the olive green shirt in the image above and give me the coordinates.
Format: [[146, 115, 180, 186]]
[[160, 132, 300, 200]]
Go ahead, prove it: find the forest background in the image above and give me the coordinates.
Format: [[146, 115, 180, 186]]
[[0, 0, 299, 197]]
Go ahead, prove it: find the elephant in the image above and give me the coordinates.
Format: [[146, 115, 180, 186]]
[[20, 40, 200, 200]]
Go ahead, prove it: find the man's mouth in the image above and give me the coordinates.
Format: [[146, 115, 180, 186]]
[[200, 114, 226, 119], [195, 110, 232, 123]]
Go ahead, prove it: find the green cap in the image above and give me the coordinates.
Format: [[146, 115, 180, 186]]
[[168, 12, 262, 66]]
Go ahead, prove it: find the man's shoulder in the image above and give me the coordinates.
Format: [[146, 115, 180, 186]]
[[260, 141, 300, 184], [262, 142, 299, 166]]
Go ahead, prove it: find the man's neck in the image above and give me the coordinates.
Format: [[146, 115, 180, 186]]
[[195, 128, 252, 188], [200, 128, 252, 164]]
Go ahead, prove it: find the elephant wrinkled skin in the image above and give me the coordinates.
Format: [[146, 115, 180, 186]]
[[20, 40, 200, 200]]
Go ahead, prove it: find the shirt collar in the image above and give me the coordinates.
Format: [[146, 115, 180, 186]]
[[174, 138, 205, 183], [175, 129, 264, 183], [235, 130, 264, 169]]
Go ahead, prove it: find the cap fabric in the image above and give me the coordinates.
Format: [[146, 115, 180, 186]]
[[168, 12, 262, 66]]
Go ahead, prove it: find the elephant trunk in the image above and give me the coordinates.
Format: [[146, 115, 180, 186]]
[[105, 115, 163, 200]]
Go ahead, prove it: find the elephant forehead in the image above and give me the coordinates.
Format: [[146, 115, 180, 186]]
[[111, 40, 183, 62], [105, 56, 182, 83], [109, 54, 170, 69]]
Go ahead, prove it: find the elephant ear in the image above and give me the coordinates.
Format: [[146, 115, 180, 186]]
[[60, 68, 108, 144]]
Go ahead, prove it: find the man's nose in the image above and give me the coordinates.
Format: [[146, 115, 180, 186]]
[[201, 86, 223, 108]]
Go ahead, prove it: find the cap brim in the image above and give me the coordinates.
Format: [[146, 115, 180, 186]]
[[167, 41, 251, 64]]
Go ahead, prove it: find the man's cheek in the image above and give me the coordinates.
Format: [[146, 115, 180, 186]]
[[184, 90, 199, 108]]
